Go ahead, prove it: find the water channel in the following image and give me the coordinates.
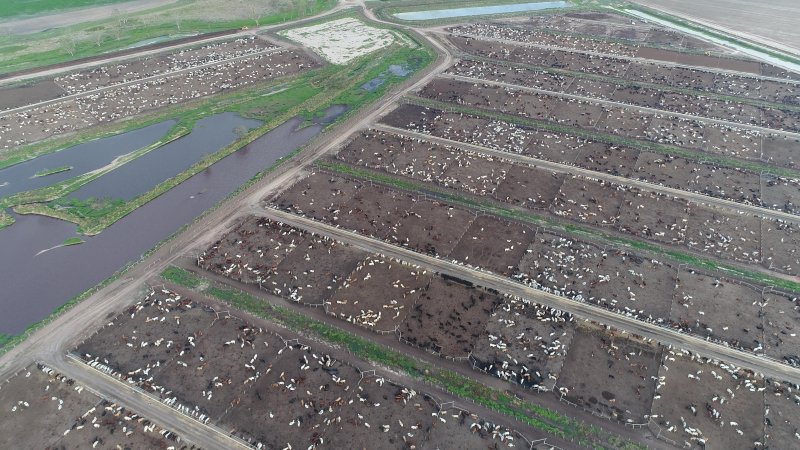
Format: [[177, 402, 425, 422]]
[[0, 105, 346, 334], [394, 1, 570, 21], [0, 121, 175, 198]]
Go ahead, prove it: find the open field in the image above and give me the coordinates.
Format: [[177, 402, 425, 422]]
[[0, 0, 336, 76], [631, 0, 800, 54]]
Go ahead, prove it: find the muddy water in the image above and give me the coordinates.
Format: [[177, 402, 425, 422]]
[[0, 105, 346, 335], [0, 121, 175, 199], [70, 113, 261, 201]]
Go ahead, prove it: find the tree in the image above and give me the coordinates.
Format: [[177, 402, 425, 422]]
[[59, 35, 77, 56], [93, 31, 105, 47], [174, 12, 182, 31], [234, 125, 249, 139], [250, 4, 262, 27]]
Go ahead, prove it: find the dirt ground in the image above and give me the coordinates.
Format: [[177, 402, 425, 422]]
[[0, 79, 64, 111], [556, 327, 661, 423], [0, 364, 100, 449], [618, 189, 690, 245], [517, 231, 604, 301], [263, 234, 366, 306], [684, 205, 762, 264], [761, 291, 800, 362], [0, 363, 190, 449], [55, 399, 194, 449], [470, 297, 575, 391], [448, 215, 535, 277], [388, 199, 476, 258], [495, 165, 564, 209], [763, 378, 800, 448], [146, 315, 287, 422], [401, 278, 503, 358], [672, 270, 763, 350], [322, 376, 439, 449], [199, 216, 309, 285], [419, 408, 520, 449], [75, 289, 218, 384], [651, 351, 765, 448], [590, 249, 678, 321], [221, 343, 363, 449], [551, 176, 625, 226], [327, 256, 431, 332], [761, 219, 800, 275]]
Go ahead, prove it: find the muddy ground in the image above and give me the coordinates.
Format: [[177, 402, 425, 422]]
[[651, 351, 765, 448], [557, 328, 661, 423]]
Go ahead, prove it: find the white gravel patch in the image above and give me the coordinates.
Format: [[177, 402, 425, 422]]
[[280, 18, 398, 65]]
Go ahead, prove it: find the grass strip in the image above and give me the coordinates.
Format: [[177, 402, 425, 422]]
[[161, 265, 647, 450], [33, 166, 73, 178], [406, 96, 800, 179], [62, 237, 84, 246], [315, 159, 800, 294]]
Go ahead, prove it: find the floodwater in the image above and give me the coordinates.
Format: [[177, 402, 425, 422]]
[[0, 105, 346, 335], [0, 121, 175, 199], [361, 64, 412, 92], [70, 113, 261, 201], [394, 1, 570, 21]]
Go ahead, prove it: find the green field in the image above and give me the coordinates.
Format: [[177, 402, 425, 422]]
[[0, 0, 130, 19]]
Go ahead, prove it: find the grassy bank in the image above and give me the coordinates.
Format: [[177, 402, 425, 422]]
[[0, 210, 12, 229], [316, 159, 800, 294], [161, 265, 646, 450], [406, 96, 800, 179], [33, 165, 73, 178], [62, 237, 84, 246]]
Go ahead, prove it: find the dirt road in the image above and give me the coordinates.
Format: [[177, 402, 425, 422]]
[[0, 0, 179, 35]]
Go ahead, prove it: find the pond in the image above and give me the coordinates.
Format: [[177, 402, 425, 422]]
[[394, 1, 571, 21], [0, 105, 346, 335], [69, 112, 261, 201], [0, 120, 175, 199]]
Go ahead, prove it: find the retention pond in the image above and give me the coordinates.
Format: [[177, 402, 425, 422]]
[[0, 105, 345, 335]]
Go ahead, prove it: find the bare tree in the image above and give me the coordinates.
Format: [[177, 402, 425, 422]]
[[93, 31, 105, 47], [59, 35, 77, 56], [174, 12, 182, 32], [250, 4, 262, 27]]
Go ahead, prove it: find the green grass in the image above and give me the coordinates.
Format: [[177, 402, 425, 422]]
[[406, 96, 800, 179], [161, 265, 646, 449], [33, 165, 73, 178], [316, 159, 800, 295], [0, 0, 129, 18], [0, 0, 337, 75], [0, 210, 13, 229], [62, 237, 84, 246]]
